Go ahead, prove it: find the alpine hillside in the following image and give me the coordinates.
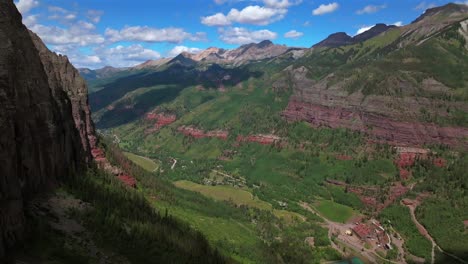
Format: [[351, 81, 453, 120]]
[[81, 3, 468, 264]]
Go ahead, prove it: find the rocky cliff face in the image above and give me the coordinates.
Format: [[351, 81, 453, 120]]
[[281, 67, 468, 148], [29, 31, 97, 156], [0, 0, 95, 259]]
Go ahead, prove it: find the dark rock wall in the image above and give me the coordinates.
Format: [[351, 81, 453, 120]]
[[0, 0, 94, 258]]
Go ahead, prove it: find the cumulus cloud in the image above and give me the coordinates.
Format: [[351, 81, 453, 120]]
[[106, 44, 160, 61], [229, 5, 287, 25], [79, 55, 102, 64], [393, 21, 404, 27], [414, 2, 436, 11], [201, 13, 231, 26], [284, 30, 303, 38], [263, 0, 302, 9], [168, 46, 202, 57], [356, 4, 386, 15], [29, 21, 105, 46], [202, 5, 287, 26], [219, 27, 277, 44], [87, 10, 103, 23], [105, 26, 206, 43], [70, 44, 161, 68], [14, 0, 39, 14], [312, 2, 339, 15], [22, 14, 39, 27]]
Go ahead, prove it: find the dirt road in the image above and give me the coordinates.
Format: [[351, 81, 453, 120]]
[[404, 202, 467, 264]]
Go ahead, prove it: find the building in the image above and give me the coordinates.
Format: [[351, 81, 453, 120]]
[[352, 223, 372, 240]]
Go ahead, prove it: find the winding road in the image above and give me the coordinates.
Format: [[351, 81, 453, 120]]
[[404, 203, 467, 264]]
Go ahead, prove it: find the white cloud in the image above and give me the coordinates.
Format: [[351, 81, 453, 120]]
[[105, 26, 206, 43], [168, 46, 202, 57], [14, 0, 39, 14], [312, 2, 339, 15], [202, 5, 287, 26], [107, 44, 160, 60], [415, 2, 436, 11], [47, 6, 67, 13], [356, 4, 386, 15], [393, 21, 404, 27], [82, 55, 102, 64], [455, 1, 468, 5], [356, 25, 373, 35], [46, 6, 80, 24], [29, 21, 105, 46], [87, 10, 103, 23], [201, 13, 231, 26], [72, 44, 161, 68], [22, 14, 38, 27], [284, 30, 303, 38], [263, 0, 302, 9], [219, 27, 277, 44], [229, 5, 287, 25]]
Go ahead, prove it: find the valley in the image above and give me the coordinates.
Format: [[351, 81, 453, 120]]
[[1, 0, 468, 263], [83, 4, 468, 261]]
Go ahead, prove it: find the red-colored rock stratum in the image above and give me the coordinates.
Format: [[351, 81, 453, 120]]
[[279, 66, 468, 149], [177, 126, 229, 140], [91, 147, 137, 188], [145, 112, 177, 133], [236, 134, 281, 145]]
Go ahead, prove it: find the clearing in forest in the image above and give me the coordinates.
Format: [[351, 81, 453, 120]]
[[174, 180, 304, 222], [124, 152, 159, 172], [315, 200, 356, 223]]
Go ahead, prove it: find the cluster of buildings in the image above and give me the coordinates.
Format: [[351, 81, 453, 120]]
[[349, 220, 392, 250]]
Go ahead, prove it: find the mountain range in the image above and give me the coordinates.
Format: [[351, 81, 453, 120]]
[[79, 3, 468, 263], [2, 1, 468, 263]]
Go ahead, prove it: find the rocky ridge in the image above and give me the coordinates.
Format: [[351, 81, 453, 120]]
[[0, 0, 95, 258], [313, 24, 397, 48]]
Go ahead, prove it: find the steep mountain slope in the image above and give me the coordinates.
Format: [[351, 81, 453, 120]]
[[286, 3, 468, 148], [0, 0, 94, 257]]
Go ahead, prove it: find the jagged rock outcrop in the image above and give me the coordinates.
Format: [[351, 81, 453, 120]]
[[135, 40, 290, 70], [0, 0, 95, 259], [30, 32, 97, 158]]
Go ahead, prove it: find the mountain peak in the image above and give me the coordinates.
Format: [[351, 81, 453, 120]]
[[412, 3, 468, 24], [256, 40, 273, 48], [353, 23, 396, 42], [313, 32, 352, 48], [169, 53, 197, 67]]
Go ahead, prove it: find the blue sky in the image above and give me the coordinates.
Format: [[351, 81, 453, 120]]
[[14, 0, 467, 68]]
